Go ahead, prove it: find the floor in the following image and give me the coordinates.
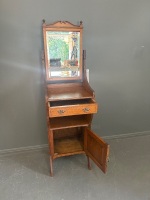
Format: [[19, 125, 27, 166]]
[[0, 134, 150, 200]]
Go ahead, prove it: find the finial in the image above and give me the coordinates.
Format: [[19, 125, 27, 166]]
[[80, 21, 83, 26], [42, 19, 46, 24]]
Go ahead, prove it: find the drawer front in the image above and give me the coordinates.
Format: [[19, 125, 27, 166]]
[[49, 103, 98, 117]]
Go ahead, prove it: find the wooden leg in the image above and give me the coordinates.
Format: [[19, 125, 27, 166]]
[[50, 156, 53, 176], [87, 155, 91, 170]]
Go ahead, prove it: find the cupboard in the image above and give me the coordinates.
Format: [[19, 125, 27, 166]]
[[42, 20, 109, 176]]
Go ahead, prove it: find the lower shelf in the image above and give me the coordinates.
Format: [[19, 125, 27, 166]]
[[49, 115, 90, 130], [54, 136, 85, 158]]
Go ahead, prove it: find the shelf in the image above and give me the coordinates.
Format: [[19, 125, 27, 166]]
[[49, 115, 90, 130], [54, 136, 84, 158], [47, 85, 93, 101]]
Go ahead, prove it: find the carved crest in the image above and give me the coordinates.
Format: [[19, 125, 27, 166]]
[[42, 20, 83, 29]]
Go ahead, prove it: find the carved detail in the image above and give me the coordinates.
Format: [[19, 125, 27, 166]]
[[42, 20, 83, 28]]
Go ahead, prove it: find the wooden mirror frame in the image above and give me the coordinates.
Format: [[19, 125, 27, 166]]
[[42, 20, 83, 82]]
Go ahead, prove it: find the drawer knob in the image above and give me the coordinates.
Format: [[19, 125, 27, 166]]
[[58, 110, 65, 114], [83, 108, 90, 112]]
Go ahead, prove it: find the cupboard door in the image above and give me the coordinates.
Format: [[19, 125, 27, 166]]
[[84, 128, 109, 173]]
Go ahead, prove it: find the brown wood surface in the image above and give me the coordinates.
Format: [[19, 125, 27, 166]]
[[43, 20, 83, 29], [43, 21, 109, 176], [47, 85, 94, 101], [49, 101, 97, 118], [54, 136, 84, 158], [53, 127, 82, 139], [49, 115, 90, 130], [84, 128, 109, 173]]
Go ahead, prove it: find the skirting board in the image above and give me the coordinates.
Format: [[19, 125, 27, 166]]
[[0, 130, 150, 155], [0, 144, 49, 156], [103, 130, 150, 140]]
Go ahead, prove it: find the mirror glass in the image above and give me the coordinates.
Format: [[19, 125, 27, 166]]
[[46, 31, 80, 78]]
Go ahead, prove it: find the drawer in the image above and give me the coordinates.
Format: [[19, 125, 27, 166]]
[[49, 99, 98, 118]]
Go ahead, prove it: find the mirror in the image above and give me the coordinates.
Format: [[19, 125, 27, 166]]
[[47, 31, 80, 78], [43, 21, 83, 81]]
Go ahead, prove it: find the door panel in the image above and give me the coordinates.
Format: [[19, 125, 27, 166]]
[[85, 128, 109, 173]]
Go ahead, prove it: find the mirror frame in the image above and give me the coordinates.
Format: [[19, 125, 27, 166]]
[[42, 20, 83, 82]]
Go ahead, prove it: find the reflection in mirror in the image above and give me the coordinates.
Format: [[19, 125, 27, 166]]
[[46, 31, 80, 78]]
